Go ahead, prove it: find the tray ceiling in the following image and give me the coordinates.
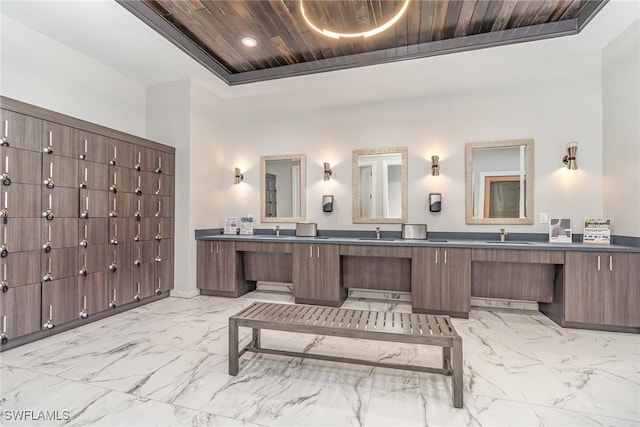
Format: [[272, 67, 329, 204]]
[[118, 0, 607, 86]]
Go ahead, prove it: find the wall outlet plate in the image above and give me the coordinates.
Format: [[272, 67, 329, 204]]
[[539, 212, 548, 224]]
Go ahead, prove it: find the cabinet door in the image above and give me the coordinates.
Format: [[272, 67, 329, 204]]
[[292, 244, 317, 300], [79, 162, 109, 190], [4, 251, 41, 287], [42, 156, 77, 188], [80, 190, 109, 219], [78, 271, 109, 315], [154, 151, 174, 176], [1, 109, 42, 152], [109, 192, 135, 219], [42, 277, 78, 326], [134, 262, 155, 299], [155, 259, 174, 293], [134, 146, 154, 173], [5, 218, 41, 252], [108, 139, 135, 169], [1, 147, 42, 185], [0, 282, 41, 340], [109, 166, 134, 194], [3, 184, 41, 218], [80, 218, 109, 247], [315, 244, 341, 302], [79, 244, 108, 274], [108, 263, 133, 305], [564, 252, 603, 324], [42, 187, 78, 218], [77, 131, 109, 165], [604, 253, 640, 327], [42, 122, 77, 158], [109, 218, 134, 245], [197, 241, 238, 292], [43, 218, 79, 249], [144, 174, 174, 197], [42, 247, 78, 281], [440, 248, 471, 313], [411, 247, 441, 311]]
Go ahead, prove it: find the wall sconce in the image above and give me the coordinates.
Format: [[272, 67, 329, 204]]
[[431, 155, 440, 176], [562, 142, 578, 170], [323, 162, 332, 181], [234, 167, 244, 184]]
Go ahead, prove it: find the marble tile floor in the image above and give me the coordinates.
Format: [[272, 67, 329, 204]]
[[1, 291, 638, 427]]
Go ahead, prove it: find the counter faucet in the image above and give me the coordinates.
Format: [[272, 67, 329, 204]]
[[500, 228, 508, 242], [275, 225, 280, 237], [375, 227, 381, 240]]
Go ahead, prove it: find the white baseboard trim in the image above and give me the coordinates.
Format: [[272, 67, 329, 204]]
[[348, 288, 412, 302], [471, 297, 539, 311], [170, 289, 200, 299]]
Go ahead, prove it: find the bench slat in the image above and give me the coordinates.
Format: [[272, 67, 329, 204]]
[[235, 302, 459, 340]]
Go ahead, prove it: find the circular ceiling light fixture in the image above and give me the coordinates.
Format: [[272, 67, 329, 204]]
[[241, 37, 257, 47], [300, 0, 410, 39]]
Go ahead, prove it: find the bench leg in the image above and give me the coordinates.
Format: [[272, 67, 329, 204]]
[[443, 346, 451, 372], [451, 338, 463, 408], [252, 327, 261, 349], [229, 318, 239, 375]]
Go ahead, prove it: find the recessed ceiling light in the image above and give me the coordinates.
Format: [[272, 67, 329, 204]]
[[241, 37, 257, 47]]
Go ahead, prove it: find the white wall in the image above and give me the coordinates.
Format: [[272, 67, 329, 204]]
[[603, 19, 640, 238], [0, 14, 147, 137], [146, 80, 225, 296], [223, 49, 603, 234]]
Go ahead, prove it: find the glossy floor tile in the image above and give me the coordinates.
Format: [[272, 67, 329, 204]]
[[1, 291, 638, 426]]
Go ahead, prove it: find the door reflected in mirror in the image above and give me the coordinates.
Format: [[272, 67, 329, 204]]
[[260, 154, 306, 223], [352, 147, 407, 224], [465, 139, 534, 224]]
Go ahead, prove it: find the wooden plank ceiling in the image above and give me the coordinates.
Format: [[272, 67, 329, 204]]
[[119, 0, 607, 85]]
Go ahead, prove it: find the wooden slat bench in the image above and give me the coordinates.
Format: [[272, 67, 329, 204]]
[[228, 302, 463, 408]]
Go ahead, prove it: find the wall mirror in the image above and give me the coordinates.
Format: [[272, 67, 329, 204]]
[[465, 139, 534, 224], [260, 154, 306, 223], [352, 147, 408, 224]]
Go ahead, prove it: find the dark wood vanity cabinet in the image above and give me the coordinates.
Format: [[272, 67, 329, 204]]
[[411, 247, 471, 318], [293, 244, 342, 306], [197, 240, 244, 296], [564, 251, 640, 328]]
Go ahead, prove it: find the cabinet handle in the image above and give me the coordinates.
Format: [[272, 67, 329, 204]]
[[43, 305, 55, 329], [317, 246, 319, 258], [435, 250, 438, 264], [1, 119, 9, 146], [609, 255, 613, 272], [43, 131, 53, 154], [1, 315, 8, 345], [216, 243, 219, 254], [2, 156, 11, 186], [597, 255, 601, 271], [310, 247, 313, 258], [80, 139, 88, 160], [210, 242, 213, 254], [444, 250, 447, 264]]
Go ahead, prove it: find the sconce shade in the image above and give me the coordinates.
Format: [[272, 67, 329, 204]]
[[562, 142, 578, 170], [234, 167, 244, 184], [323, 162, 332, 181], [431, 155, 440, 176]]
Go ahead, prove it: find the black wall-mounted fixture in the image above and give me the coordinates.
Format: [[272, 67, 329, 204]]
[[322, 195, 334, 212], [429, 193, 442, 212]]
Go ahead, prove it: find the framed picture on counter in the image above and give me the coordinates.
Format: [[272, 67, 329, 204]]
[[549, 218, 572, 243]]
